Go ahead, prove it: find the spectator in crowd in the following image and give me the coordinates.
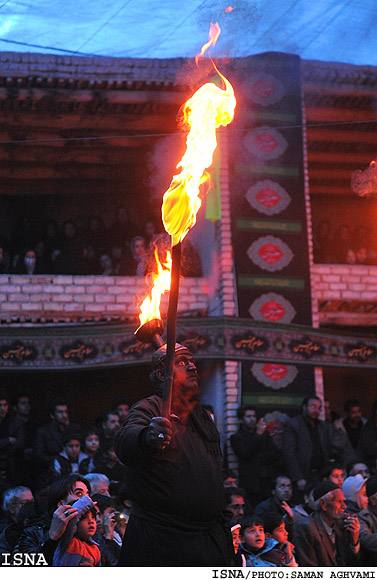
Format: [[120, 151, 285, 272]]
[[99, 253, 114, 275], [0, 236, 11, 274], [33, 397, 70, 490], [111, 397, 129, 427], [291, 482, 316, 525], [12, 474, 90, 564], [342, 474, 369, 515], [85, 215, 109, 257], [331, 223, 354, 264], [238, 515, 296, 567], [0, 486, 34, 531], [324, 399, 340, 423], [9, 215, 36, 266], [41, 219, 62, 272], [127, 235, 148, 276], [49, 426, 88, 483], [109, 243, 130, 276], [230, 405, 280, 509], [254, 475, 294, 539], [0, 499, 36, 564], [357, 399, 377, 475], [85, 473, 110, 497], [358, 477, 377, 565], [224, 487, 247, 523], [0, 389, 25, 493], [230, 521, 244, 566], [52, 220, 85, 275], [108, 205, 138, 251], [52, 495, 100, 567], [321, 462, 345, 488], [78, 426, 102, 475], [97, 410, 120, 451], [282, 396, 333, 497], [96, 440, 126, 496], [12, 393, 38, 488], [332, 398, 367, 467], [82, 243, 100, 275], [263, 512, 298, 566], [223, 469, 238, 488], [12, 247, 47, 275], [313, 219, 333, 263], [181, 237, 203, 277], [347, 460, 370, 479], [92, 493, 125, 564], [114, 342, 233, 566], [143, 219, 161, 246], [293, 480, 360, 566]]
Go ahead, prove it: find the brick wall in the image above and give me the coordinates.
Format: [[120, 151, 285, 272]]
[[312, 263, 377, 301], [0, 274, 209, 322]]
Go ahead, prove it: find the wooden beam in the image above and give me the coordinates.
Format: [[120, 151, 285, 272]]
[[305, 106, 377, 124], [0, 87, 188, 105], [307, 127, 377, 144]]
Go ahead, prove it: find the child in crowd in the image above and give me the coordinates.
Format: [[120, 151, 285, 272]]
[[53, 495, 101, 566], [263, 512, 298, 566], [238, 515, 296, 567]]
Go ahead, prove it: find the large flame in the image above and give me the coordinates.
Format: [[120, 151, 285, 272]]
[[162, 22, 236, 246], [136, 246, 172, 329]]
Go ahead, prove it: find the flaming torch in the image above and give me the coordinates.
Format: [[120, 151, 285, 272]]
[[136, 22, 236, 416]]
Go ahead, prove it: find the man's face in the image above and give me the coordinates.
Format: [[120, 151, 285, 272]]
[[85, 433, 100, 454], [224, 476, 238, 488], [274, 476, 292, 502], [347, 406, 362, 425], [103, 414, 120, 436], [51, 405, 69, 426], [304, 398, 322, 421], [369, 492, 377, 514], [241, 409, 257, 431], [329, 468, 345, 488], [350, 463, 370, 479], [91, 482, 110, 497], [15, 396, 30, 417], [116, 404, 129, 422], [64, 481, 89, 504], [172, 350, 200, 415], [322, 489, 346, 522], [65, 439, 81, 461], [8, 489, 34, 519], [0, 399, 9, 420], [228, 495, 245, 521], [358, 484, 368, 510]]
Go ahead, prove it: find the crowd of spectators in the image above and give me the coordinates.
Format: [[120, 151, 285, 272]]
[[313, 219, 377, 265], [0, 206, 203, 278], [2, 388, 377, 566]]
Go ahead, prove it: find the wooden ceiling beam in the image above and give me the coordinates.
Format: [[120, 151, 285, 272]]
[[307, 127, 377, 144], [0, 87, 188, 106]]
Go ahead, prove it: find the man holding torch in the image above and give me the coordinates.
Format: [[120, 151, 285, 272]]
[[113, 342, 234, 566]]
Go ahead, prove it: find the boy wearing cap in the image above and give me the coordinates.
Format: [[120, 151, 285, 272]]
[[293, 480, 360, 566]]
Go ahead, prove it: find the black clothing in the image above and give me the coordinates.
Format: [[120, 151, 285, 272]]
[[254, 495, 294, 540], [0, 415, 25, 489], [114, 395, 233, 566], [33, 421, 65, 489], [230, 426, 280, 508]]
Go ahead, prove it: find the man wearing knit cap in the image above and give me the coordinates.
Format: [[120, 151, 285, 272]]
[[358, 477, 377, 564], [293, 480, 360, 566], [114, 343, 233, 566]]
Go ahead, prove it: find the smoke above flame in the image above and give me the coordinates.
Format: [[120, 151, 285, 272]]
[[351, 159, 377, 197]]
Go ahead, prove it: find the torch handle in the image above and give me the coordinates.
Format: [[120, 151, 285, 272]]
[[162, 242, 182, 417]]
